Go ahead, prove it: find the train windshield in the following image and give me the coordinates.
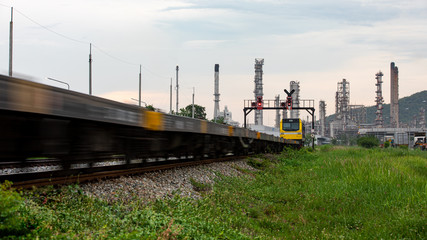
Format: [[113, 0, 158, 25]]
[[282, 119, 300, 131]]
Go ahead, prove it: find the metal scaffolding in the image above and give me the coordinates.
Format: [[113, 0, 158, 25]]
[[375, 71, 384, 127], [253, 59, 264, 125]]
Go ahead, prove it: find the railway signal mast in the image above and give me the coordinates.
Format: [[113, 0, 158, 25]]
[[243, 88, 315, 149], [284, 89, 295, 110]]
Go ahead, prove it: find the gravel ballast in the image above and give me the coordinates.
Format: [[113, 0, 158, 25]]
[[80, 159, 257, 203]]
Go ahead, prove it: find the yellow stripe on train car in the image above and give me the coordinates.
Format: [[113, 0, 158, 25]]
[[12, 83, 52, 115], [201, 120, 208, 133], [228, 126, 234, 136], [144, 111, 164, 131], [257, 132, 261, 139]]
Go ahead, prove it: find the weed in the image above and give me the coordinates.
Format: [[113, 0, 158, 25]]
[[2, 148, 425, 239], [189, 178, 212, 192], [247, 157, 271, 170]]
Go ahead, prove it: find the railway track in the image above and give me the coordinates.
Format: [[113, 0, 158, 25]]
[[1, 155, 247, 189]]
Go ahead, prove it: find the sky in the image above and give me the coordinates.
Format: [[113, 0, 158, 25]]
[[1, 0, 426, 127]]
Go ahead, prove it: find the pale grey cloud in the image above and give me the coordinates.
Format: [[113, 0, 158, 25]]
[[0, 0, 426, 126]]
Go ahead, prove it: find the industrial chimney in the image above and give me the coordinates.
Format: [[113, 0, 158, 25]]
[[213, 64, 220, 121], [390, 62, 399, 128]]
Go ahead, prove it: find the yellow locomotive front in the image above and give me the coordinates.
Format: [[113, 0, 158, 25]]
[[280, 118, 304, 147]]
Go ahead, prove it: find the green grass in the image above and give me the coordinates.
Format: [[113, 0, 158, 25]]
[[1, 147, 426, 239]]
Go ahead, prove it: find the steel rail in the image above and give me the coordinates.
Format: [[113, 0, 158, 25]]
[[6, 155, 247, 189]]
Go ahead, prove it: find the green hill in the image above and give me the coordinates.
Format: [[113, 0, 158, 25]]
[[326, 90, 427, 127]]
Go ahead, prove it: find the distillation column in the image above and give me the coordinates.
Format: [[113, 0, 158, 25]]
[[254, 59, 264, 125], [375, 71, 384, 127], [290, 81, 300, 119]]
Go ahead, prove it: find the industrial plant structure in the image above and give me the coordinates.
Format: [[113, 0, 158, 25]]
[[213, 64, 220, 122], [375, 71, 384, 127], [390, 62, 399, 128], [253, 59, 264, 125], [319, 100, 326, 136], [290, 81, 300, 119]]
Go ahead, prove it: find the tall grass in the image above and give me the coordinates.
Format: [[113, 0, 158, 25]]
[[1, 147, 425, 239], [212, 146, 426, 239]]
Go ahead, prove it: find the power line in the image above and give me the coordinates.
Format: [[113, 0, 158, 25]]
[[92, 44, 139, 66], [13, 7, 89, 45], [0, 3, 170, 80]]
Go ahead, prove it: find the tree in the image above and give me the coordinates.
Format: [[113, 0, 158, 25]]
[[145, 104, 156, 111], [179, 104, 207, 120], [211, 116, 225, 124]]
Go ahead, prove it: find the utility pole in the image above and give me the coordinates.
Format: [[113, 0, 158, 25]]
[[89, 43, 92, 95], [9, 7, 13, 77], [176, 65, 179, 114], [139, 65, 142, 107], [192, 87, 195, 118], [169, 78, 172, 114]]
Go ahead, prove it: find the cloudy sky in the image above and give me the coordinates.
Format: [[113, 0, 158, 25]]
[[1, 0, 426, 127]]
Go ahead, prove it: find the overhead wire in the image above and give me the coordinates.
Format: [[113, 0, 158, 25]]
[[0, 3, 171, 80]]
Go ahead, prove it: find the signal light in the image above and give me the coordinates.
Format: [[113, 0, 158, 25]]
[[256, 96, 263, 110], [286, 96, 292, 110]]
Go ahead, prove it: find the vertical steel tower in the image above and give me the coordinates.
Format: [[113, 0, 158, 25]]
[[254, 59, 264, 125], [336, 79, 350, 127], [213, 64, 220, 121], [375, 71, 384, 127], [390, 62, 399, 128]]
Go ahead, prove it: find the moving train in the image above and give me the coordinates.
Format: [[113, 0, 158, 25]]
[[280, 118, 305, 147], [0, 74, 288, 166]]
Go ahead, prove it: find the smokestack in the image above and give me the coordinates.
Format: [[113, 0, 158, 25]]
[[214, 64, 220, 121], [176, 65, 179, 114], [390, 62, 399, 128], [319, 100, 326, 136]]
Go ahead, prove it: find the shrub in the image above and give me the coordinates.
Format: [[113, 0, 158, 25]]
[[0, 181, 28, 237], [357, 136, 379, 148], [384, 141, 390, 148]]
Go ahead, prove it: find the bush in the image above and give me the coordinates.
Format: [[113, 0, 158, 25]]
[[384, 141, 390, 148], [357, 136, 379, 148], [0, 181, 28, 237]]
